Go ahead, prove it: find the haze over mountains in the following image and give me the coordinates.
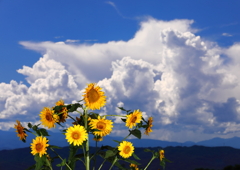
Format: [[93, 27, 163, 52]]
[[2, 130, 240, 150]]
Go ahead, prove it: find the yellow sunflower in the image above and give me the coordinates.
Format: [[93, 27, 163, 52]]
[[160, 150, 164, 161], [130, 163, 139, 170], [83, 83, 106, 110], [40, 107, 59, 129], [89, 116, 113, 137], [14, 120, 27, 141], [118, 141, 134, 159], [93, 136, 103, 142], [65, 125, 88, 146], [30, 136, 49, 157], [144, 117, 153, 135], [55, 99, 68, 123], [126, 109, 142, 129]]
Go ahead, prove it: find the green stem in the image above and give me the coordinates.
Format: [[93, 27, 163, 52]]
[[68, 115, 77, 122], [109, 156, 118, 170], [143, 155, 155, 170], [50, 148, 72, 170], [84, 108, 90, 170], [98, 159, 107, 170]]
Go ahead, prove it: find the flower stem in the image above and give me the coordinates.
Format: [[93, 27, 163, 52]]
[[143, 155, 155, 170], [84, 108, 90, 170], [109, 156, 118, 170], [98, 159, 107, 170], [50, 148, 72, 170]]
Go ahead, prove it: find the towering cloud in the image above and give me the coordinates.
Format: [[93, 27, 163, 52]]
[[1, 18, 240, 142]]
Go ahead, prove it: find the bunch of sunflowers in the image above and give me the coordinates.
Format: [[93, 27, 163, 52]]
[[14, 83, 170, 170]]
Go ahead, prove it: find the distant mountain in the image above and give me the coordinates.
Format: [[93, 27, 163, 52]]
[[2, 130, 240, 150], [1, 145, 240, 170]]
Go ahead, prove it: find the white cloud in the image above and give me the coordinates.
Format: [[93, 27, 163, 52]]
[[222, 33, 233, 37], [2, 18, 240, 142]]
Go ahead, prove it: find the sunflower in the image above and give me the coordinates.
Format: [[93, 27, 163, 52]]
[[118, 141, 134, 159], [93, 136, 103, 142], [126, 110, 142, 129], [40, 107, 59, 129], [55, 99, 68, 123], [65, 125, 88, 146], [83, 83, 106, 110], [160, 150, 164, 161], [130, 163, 139, 170], [89, 116, 113, 137], [14, 120, 27, 141], [144, 117, 153, 135], [30, 136, 49, 157]]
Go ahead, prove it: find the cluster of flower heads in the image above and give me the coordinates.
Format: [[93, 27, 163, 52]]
[[14, 83, 154, 161]]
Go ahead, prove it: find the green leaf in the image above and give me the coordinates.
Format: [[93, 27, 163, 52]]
[[132, 153, 141, 160], [28, 123, 33, 128], [121, 118, 126, 123], [104, 150, 115, 158], [25, 164, 35, 170], [113, 140, 121, 144], [49, 145, 62, 149], [24, 128, 31, 132], [32, 125, 38, 131], [68, 103, 81, 112], [144, 148, 152, 152], [130, 129, 141, 139], [34, 154, 45, 170], [56, 158, 66, 167], [118, 107, 127, 111], [164, 158, 172, 163], [39, 129, 49, 136]]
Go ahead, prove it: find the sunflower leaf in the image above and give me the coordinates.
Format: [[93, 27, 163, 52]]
[[121, 118, 126, 123], [38, 128, 49, 136], [129, 129, 141, 139], [68, 103, 81, 112], [104, 150, 115, 158], [49, 145, 62, 149], [28, 123, 33, 128], [132, 153, 141, 160], [118, 107, 127, 111], [144, 148, 152, 152], [56, 158, 66, 167], [113, 140, 121, 144]]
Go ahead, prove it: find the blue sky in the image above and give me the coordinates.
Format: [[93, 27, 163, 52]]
[[1, 0, 240, 143]]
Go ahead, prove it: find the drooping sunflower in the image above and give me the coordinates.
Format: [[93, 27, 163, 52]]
[[83, 83, 106, 110], [14, 120, 27, 141], [126, 109, 142, 129], [55, 99, 68, 123], [144, 117, 153, 135], [89, 116, 113, 137], [93, 136, 103, 142], [160, 150, 164, 161], [65, 125, 88, 146], [40, 107, 59, 129], [130, 163, 139, 170], [30, 136, 49, 157], [118, 141, 134, 159]]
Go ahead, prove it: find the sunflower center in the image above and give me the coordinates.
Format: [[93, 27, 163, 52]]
[[46, 114, 53, 121], [87, 88, 100, 103], [97, 121, 106, 130], [36, 143, 43, 152], [131, 116, 137, 123], [17, 127, 23, 134], [123, 146, 131, 154], [72, 132, 80, 139]]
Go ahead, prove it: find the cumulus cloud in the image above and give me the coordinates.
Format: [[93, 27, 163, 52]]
[[1, 18, 240, 142]]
